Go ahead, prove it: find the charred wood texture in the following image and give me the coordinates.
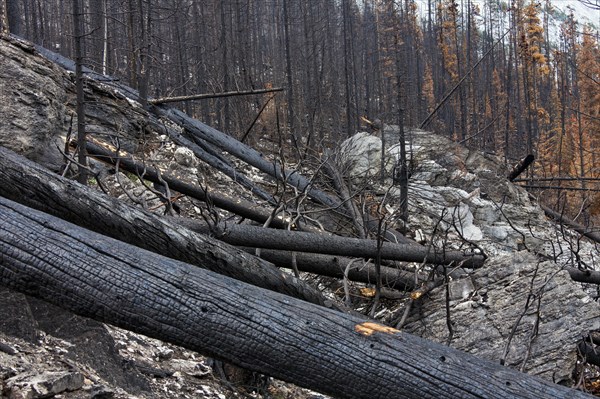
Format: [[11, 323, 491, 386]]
[[211, 221, 486, 268], [540, 203, 600, 245], [0, 197, 592, 399], [508, 154, 535, 182], [0, 146, 330, 308], [156, 106, 345, 212], [84, 140, 286, 228], [241, 248, 418, 291]]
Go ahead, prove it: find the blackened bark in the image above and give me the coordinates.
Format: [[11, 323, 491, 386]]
[[242, 248, 418, 291], [0, 197, 591, 399], [540, 203, 600, 245], [156, 106, 344, 212], [73, 0, 87, 185], [211, 221, 485, 268], [508, 154, 535, 181], [175, 216, 482, 270], [83, 141, 284, 227], [0, 146, 331, 308]]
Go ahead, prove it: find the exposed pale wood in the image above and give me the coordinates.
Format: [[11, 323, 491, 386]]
[[508, 154, 535, 182]]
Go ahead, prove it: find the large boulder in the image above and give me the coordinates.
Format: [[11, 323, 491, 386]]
[[339, 127, 600, 384], [337, 131, 400, 187], [0, 36, 160, 172]]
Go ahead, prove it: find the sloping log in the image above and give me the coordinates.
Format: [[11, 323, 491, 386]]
[[0, 197, 591, 399], [322, 151, 367, 238], [149, 87, 284, 105], [171, 217, 484, 268], [241, 248, 418, 291], [565, 267, 600, 285], [540, 203, 600, 244], [0, 146, 331, 308], [165, 128, 276, 204], [211, 222, 485, 268], [508, 154, 535, 182], [84, 140, 287, 228], [155, 106, 345, 212]]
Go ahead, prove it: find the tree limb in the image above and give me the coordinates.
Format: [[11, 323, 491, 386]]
[[149, 87, 283, 105]]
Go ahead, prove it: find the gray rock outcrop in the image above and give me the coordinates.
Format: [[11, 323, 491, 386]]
[[339, 127, 600, 384]]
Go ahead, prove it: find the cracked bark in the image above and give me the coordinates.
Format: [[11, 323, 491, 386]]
[[0, 146, 332, 309], [0, 197, 592, 399]]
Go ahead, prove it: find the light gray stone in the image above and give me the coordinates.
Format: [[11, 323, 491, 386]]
[[173, 147, 197, 167], [5, 371, 84, 398]]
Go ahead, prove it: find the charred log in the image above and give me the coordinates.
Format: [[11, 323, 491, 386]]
[[508, 154, 535, 182], [239, 248, 418, 291], [540, 203, 600, 245], [83, 140, 287, 228], [211, 221, 485, 268], [155, 106, 345, 212], [0, 197, 591, 399]]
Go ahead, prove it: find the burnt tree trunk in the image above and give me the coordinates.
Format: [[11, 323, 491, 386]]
[[156, 106, 345, 212], [0, 197, 591, 399], [209, 221, 485, 268], [84, 140, 286, 228], [241, 248, 419, 291], [0, 146, 331, 308]]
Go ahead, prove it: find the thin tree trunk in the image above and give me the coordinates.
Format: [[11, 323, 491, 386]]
[[73, 0, 87, 185], [0, 0, 8, 34], [238, 248, 419, 291], [82, 140, 283, 227], [0, 197, 591, 399]]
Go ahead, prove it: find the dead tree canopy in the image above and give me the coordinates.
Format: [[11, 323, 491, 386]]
[[0, 197, 592, 399]]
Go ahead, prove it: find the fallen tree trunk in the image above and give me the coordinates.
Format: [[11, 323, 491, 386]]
[[0, 197, 591, 399], [211, 221, 486, 268], [149, 87, 284, 105], [565, 267, 600, 285], [0, 146, 331, 308], [165, 127, 276, 204], [84, 140, 287, 228], [540, 203, 600, 245], [508, 154, 535, 182], [239, 248, 419, 291], [156, 106, 345, 212], [172, 217, 484, 268]]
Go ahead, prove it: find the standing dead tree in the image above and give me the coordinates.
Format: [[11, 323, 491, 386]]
[[0, 196, 593, 399]]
